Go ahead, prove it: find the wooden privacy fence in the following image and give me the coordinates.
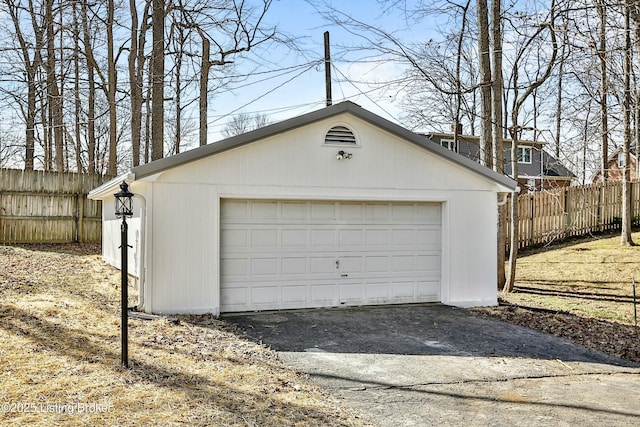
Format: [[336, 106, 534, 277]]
[[0, 168, 111, 244], [509, 181, 640, 249]]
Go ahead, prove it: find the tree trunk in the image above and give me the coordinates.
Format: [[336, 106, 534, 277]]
[[505, 0, 557, 292], [46, 0, 64, 171], [490, 0, 506, 290], [621, 0, 634, 246], [6, 0, 42, 171], [81, 1, 96, 173], [107, 0, 117, 175], [151, 0, 164, 160], [477, 0, 493, 168], [173, 21, 184, 155], [129, 0, 140, 167], [200, 35, 210, 147], [597, 1, 609, 182], [72, 2, 82, 172]]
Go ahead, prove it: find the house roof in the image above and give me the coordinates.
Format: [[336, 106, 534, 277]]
[[427, 132, 545, 147], [541, 151, 576, 179], [90, 102, 517, 199], [129, 101, 516, 190]]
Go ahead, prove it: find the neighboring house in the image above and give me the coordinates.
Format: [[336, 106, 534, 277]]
[[427, 133, 575, 193], [89, 102, 516, 315], [592, 148, 638, 182]]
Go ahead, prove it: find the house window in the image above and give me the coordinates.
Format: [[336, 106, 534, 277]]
[[618, 152, 625, 168], [324, 126, 357, 145], [440, 139, 457, 152], [517, 146, 532, 164]]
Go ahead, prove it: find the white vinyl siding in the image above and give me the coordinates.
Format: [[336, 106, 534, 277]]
[[220, 200, 441, 312]]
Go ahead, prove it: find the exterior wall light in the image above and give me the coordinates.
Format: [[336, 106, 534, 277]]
[[336, 150, 352, 160], [113, 181, 133, 368]]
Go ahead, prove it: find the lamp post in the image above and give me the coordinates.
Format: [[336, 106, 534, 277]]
[[114, 181, 133, 368]]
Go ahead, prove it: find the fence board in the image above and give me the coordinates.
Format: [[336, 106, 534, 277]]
[[0, 168, 111, 243]]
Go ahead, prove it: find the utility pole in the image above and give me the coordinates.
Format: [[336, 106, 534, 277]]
[[324, 31, 332, 107]]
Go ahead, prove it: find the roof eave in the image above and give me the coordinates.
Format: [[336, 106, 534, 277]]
[[87, 172, 135, 200]]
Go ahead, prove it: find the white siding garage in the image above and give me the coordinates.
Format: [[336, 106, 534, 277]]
[[89, 101, 517, 315], [220, 199, 441, 312]]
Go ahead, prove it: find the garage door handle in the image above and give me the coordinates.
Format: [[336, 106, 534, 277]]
[[341, 273, 348, 277]]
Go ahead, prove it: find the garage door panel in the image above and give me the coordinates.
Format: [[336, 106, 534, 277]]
[[281, 258, 307, 275], [338, 229, 364, 246], [366, 282, 390, 301], [366, 229, 390, 246], [339, 283, 365, 302], [417, 229, 441, 246], [311, 203, 336, 219], [282, 229, 307, 246], [281, 285, 308, 303], [251, 285, 280, 305], [417, 281, 440, 299], [391, 281, 416, 299], [282, 202, 307, 219], [221, 257, 248, 277], [339, 256, 363, 273], [392, 255, 415, 272], [251, 201, 279, 219], [417, 254, 440, 272], [418, 204, 442, 223], [311, 284, 337, 304], [220, 200, 442, 312], [309, 257, 335, 274], [365, 256, 390, 273], [221, 287, 247, 308], [367, 204, 390, 220], [221, 200, 249, 219], [310, 229, 336, 247], [251, 258, 279, 276], [338, 203, 363, 219], [251, 229, 278, 247]]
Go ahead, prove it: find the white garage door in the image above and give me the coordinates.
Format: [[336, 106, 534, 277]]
[[220, 200, 441, 312]]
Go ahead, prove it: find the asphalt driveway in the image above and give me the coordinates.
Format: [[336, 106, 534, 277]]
[[227, 304, 640, 426]]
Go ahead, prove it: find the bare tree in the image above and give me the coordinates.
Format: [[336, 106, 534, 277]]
[[151, 0, 164, 161], [188, 0, 276, 146], [491, 0, 506, 290], [477, 0, 493, 168], [106, 0, 117, 174], [81, 0, 97, 173], [597, 0, 610, 182], [222, 112, 271, 138], [621, 0, 634, 246], [128, 0, 150, 167], [45, 0, 64, 171], [2, 0, 46, 170], [505, 3, 558, 292]]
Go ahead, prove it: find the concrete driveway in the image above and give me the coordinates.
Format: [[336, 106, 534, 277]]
[[227, 304, 640, 426]]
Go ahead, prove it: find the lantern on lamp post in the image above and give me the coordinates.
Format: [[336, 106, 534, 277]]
[[114, 181, 133, 368]]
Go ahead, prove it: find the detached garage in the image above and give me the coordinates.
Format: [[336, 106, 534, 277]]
[[89, 101, 516, 315]]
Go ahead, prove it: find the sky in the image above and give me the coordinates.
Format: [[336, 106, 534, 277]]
[[204, 0, 428, 142]]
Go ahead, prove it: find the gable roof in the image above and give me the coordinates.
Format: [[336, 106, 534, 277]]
[[129, 101, 516, 190]]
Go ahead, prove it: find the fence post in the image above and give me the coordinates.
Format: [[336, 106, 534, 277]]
[[563, 186, 570, 237]]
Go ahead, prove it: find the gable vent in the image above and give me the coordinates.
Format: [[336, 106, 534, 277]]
[[324, 126, 357, 145]]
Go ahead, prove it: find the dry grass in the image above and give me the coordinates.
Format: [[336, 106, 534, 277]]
[[476, 231, 640, 364], [506, 231, 640, 325], [0, 244, 366, 426]]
